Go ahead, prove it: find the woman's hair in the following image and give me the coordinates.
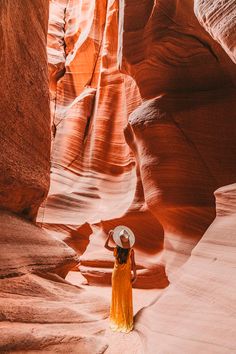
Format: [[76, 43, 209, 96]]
[[116, 246, 130, 264]]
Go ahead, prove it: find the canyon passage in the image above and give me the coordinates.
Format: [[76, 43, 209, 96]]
[[0, 1, 236, 353]]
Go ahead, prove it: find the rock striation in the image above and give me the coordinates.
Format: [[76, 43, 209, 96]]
[[0, 211, 78, 279], [0, 0, 51, 220], [0, 1, 108, 351], [38, 0, 141, 228], [39, 0, 236, 290], [195, 0, 236, 63], [1, 0, 236, 352], [119, 0, 236, 276], [134, 184, 236, 353]]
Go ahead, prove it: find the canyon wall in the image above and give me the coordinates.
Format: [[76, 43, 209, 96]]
[[39, 0, 236, 289], [1, 0, 236, 352], [0, 1, 108, 351], [39, 0, 168, 288], [116, 0, 236, 352], [119, 0, 236, 275], [194, 0, 236, 63], [135, 184, 236, 353], [0, 0, 51, 220], [39, 0, 141, 228]]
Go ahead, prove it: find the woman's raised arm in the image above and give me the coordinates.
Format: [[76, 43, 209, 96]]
[[104, 230, 115, 251]]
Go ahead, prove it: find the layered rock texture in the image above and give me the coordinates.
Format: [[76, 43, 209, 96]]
[[0, 1, 51, 220], [0, 1, 108, 351], [195, 0, 236, 63], [38, 0, 164, 287], [117, 0, 236, 352], [119, 0, 236, 274], [1, 0, 236, 353], [39, 0, 141, 227], [134, 184, 236, 353]]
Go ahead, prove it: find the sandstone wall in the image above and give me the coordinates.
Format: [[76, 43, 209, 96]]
[[119, 0, 236, 275], [134, 184, 236, 353], [1, 0, 236, 352], [0, 2, 107, 351], [39, 0, 236, 290], [0, 1, 51, 220], [38, 0, 141, 228], [195, 0, 236, 63]]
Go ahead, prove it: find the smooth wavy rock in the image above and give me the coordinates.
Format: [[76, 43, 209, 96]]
[[119, 0, 236, 277], [0, 211, 78, 279], [77, 160, 167, 288], [79, 210, 169, 289], [0, 3, 109, 351], [37, 0, 141, 228], [118, 0, 236, 99], [126, 90, 236, 276], [194, 0, 236, 63], [0, 272, 109, 352], [134, 183, 236, 353], [0, 0, 51, 220]]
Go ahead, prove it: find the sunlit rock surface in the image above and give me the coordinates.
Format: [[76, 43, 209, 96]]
[[40, 0, 236, 290], [38, 0, 167, 289], [134, 184, 236, 353], [0, 2, 108, 352], [0, 211, 78, 278], [1, 0, 236, 352], [195, 0, 236, 63], [0, 272, 109, 352], [38, 0, 141, 228], [120, 0, 236, 276]]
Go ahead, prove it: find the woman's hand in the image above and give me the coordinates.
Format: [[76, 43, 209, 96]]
[[108, 229, 114, 237], [104, 230, 115, 251]]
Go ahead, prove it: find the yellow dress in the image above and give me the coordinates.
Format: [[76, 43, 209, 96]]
[[109, 247, 133, 333]]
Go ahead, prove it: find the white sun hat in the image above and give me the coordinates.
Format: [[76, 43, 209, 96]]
[[112, 225, 135, 248]]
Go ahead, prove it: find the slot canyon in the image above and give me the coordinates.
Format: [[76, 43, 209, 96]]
[[0, 0, 236, 353]]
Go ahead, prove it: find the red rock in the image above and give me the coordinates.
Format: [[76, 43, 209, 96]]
[[0, 0, 51, 220], [195, 0, 236, 63], [125, 89, 236, 275], [2, 0, 236, 352], [0, 211, 78, 278], [0, 272, 109, 352], [38, 0, 141, 228], [118, 0, 236, 276], [134, 183, 236, 353], [118, 0, 236, 99], [0, 2, 107, 351]]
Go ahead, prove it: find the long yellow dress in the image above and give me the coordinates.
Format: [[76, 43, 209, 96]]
[[109, 247, 133, 333]]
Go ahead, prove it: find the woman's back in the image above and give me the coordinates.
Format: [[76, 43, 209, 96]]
[[113, 247, 132, 271], [110, 247, 133, 332]]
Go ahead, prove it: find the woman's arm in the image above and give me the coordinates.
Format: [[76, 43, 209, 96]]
[[104, 230, 115, 251], [131, 249, 137, 284]]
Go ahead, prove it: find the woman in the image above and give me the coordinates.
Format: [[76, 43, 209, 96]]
[[104, 226, 137, 333]]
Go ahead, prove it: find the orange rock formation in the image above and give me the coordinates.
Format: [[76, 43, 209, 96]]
[[134, 184, 236, 353], [1, 0, 236, 352], [0, 1, 51, 220], [120, 0, 236, 276], [0, 1, 108, 351], [195, 0, 236, 63]]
